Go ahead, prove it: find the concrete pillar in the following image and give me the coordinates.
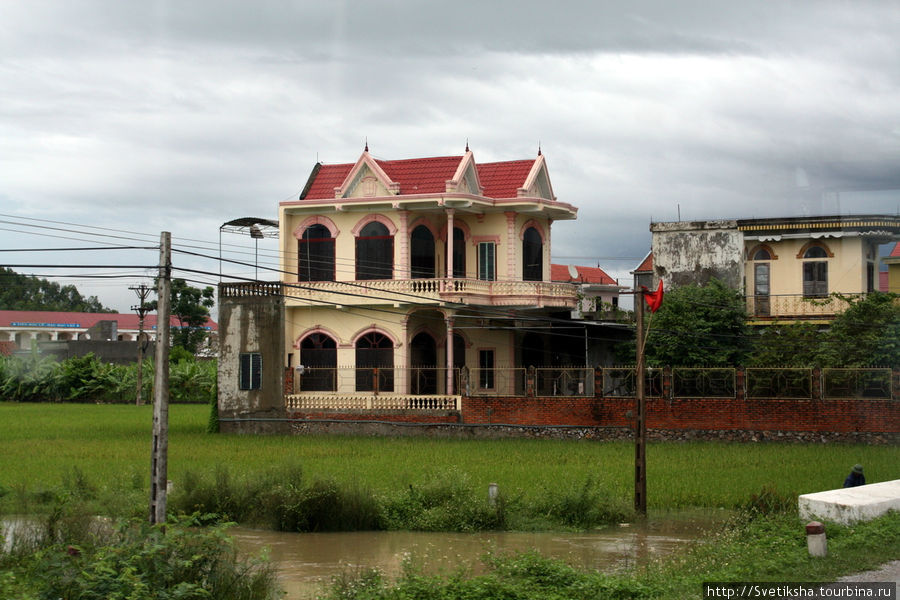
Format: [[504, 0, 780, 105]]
[[446, 316, 454, 395], [446, 209, 455, 284], [397, 210, 410, 279]]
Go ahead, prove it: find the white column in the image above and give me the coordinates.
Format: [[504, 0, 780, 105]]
[[446, 316, 454, 395], [446, 209, 455, 282]]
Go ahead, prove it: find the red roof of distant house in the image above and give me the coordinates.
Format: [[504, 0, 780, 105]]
[[0, 310, 217, 331], [633, 252, 653, 273], [300, 154, 540, 200], [550, 264, 618, 285], [890, 242, 900, 257]]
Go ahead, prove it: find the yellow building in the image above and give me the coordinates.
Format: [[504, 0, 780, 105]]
[[650, 215, 900, 323], [224, 147, 581, 406]]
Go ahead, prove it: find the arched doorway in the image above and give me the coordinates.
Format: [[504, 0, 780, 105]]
[[409, 331, 437, 394], [410, 225, 435, 279], [300, 333, 337, 391], [356, 331, 394, 391], [522, 227, 543, 281]]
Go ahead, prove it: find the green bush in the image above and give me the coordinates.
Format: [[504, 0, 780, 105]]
[[5, 515, 279, 600]]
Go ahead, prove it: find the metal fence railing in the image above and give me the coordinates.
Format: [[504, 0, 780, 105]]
[[286, 366, 896, 403]]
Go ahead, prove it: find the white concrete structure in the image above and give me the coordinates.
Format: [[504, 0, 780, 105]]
[[799, 480, 900, 525]]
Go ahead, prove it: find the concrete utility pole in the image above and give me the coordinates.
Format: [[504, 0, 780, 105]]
[[149, 232, 171, 527], [634, 288, 647, 515], [130, 283, 152, 406]]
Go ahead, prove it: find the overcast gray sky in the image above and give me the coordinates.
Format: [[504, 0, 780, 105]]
[[2, 0, 900, 313]]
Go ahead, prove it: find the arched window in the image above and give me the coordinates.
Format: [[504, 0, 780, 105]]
[[753, 249, 772, 261], [298, 224, 335, 281], [522, 227, 543, 281], [355, 331, 394, 391], [356, 222, 393, 280], [299, 333, 337, 391], [802, 245, 828, 298], [410, 225, 435, 279]]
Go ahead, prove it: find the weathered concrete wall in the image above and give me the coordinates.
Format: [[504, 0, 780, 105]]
[[217, 292, 285, 421], [651, 220, 744, 289]]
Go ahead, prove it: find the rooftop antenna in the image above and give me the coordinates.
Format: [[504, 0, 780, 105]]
[[677, 204, 681, 221]]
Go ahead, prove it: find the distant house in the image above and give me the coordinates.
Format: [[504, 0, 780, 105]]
[[550, 263, 625, 319], [0, 310, 217, 361], [647, 215, 900, 322], [631, 251, 654, 293]]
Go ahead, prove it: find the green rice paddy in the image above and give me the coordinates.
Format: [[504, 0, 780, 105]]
[[2, 403, 896, 512]]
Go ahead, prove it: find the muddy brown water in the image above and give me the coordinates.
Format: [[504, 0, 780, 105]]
[[231, 512, 726, 599]]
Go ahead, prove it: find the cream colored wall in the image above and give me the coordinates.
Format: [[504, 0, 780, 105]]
[[280, 206, 552, 283], [745, 237, 869, 296]]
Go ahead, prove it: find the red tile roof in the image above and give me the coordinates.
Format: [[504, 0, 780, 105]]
[[302, 163, 354, 200], [476, 159, 536, 198], [376, 156, 463, 195], [550, 264, 617, 285], [633, 252, 653, 273], [890, 242, 900, 258], [300, 154, 539, 201], [0, 311, 217, 331]]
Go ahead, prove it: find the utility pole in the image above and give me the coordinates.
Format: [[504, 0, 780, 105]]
[[130, 283, 152, 406], [634, 287, 647, 515], [149, 232, 171, 527]]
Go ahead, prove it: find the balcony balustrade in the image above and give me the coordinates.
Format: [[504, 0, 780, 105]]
[[281, 277, 577, 307], [746, 293, 860, 319]]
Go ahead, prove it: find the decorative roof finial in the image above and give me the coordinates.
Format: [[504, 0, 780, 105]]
[[465, 138, 469, 153], [537, 141, 542, 156], [364, 137, 369, 152]]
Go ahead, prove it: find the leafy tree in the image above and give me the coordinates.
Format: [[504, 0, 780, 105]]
[[642, 278, 750, 367], [149, 278, 215, 354], [818, 292, 900, 367], [746, 322, 824, 367], [0, 267, 113, 312]]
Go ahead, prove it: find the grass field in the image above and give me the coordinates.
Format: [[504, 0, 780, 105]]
[[2, 402, 897, 514]]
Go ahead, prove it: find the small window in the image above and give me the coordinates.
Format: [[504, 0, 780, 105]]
[[239, 352, 262, 390], [479, 349, 495, 389], [478, 242, 496, 281]]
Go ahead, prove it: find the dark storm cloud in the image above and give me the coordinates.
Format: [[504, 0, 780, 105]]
[[2, 0, 899, 310]]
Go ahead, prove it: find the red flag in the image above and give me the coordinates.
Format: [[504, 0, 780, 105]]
[[642, 280, 664, 312]]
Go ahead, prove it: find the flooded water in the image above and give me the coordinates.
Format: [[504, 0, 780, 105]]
[[231, 512, 725, 599]]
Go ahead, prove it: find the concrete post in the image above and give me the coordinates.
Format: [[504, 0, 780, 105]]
[[806, 521, 827, 557], [488, 482, 499, 507]]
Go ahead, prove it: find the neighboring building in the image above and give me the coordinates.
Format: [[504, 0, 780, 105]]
[[550, 263, 625, 319], [0, 310, 217, 355], [648, 215, 900, 322], [631, 251, 654, 292], [884, 242, 900, 293], [218, 147, 582, 419]]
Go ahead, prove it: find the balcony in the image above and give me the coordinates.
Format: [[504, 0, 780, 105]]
[[746, 293, 858, 321], [280, 278, 578, 308]]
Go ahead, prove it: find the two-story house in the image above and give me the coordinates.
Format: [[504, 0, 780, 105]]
[[217, 147, 580, 422], [645, 215, 900, 323]]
